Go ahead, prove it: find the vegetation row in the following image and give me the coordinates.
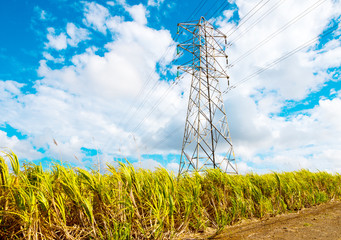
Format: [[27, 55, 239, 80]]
[[1, 152, 340, 239]]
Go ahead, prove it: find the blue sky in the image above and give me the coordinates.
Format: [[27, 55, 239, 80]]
[[0, 0, 340, 173]]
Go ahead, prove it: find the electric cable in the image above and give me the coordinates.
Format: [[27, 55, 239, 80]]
[[150, 13, 340, 153], [224, 0, 268, 36], [231, 0, 328, 66], [110, 0, 332, 158], [186, 0, 210, 22], [225, 24, 340, 93], [207, 0, 230, 20], [225, 0, 271, 39], [228, 0, 285, 44], [131, 74, 186, 134], [204, 0, 221, 18]]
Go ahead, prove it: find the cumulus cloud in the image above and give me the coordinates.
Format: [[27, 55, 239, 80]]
[[44, 23, 89, 53], [0, 131, 42, 161], [125, 4, 147, 25], [45, 27, 67, 50], [83, 2, 110, 34], [66, 23, 90, 47], [1, 0, 340, 174], [1, 2, 177, 167], [208, 0, 341, 173], [42, 52, 65, 63], [0, 80, 23, 100]]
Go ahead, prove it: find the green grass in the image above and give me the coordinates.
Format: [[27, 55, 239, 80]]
[[1, 151, 341, 239]]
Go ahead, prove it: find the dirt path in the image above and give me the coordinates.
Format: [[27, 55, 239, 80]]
[[182, 200, 341, 240]]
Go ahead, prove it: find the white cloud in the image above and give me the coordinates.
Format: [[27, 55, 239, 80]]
[[208, 0, 341, 173], [222, 9, 235, 21], [105, 15, 124, 32], [42, 52, 65, 63], [40, 10, 47, 20], [44, 23, 89, 52], [1, 2, 176, 165], [236, 161, 253, 174], [66, 23, 90, 47], [83, 2, 110, 34], [226, 92, 341, 173], [1, 0, 340, 174], [33, 6, 54, 22], [337, 90, 341, 98], [0, 80, 23, 100], [45, 27, 67, 50], [147, 0, 165, 7], [106, 1, 115, 7], [132, 158, 162, 171], [311, 45, 341, 69], [125, 4, 147, 25], [0, 131, 42, 161], [166, 162, 179, 173]]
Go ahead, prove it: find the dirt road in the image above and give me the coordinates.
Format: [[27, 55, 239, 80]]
[[182, 200, 341, 240]]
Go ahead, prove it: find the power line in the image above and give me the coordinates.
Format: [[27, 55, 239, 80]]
[[129, 0, 319, 147], [151, 25, 339, 153], [133, 79, 186, 145], [121, 56, 180, 128], [103, 65, 185, 153], [102, 0, 211, 153], [186, 0, 210, 21], [231, 0, 328, 66], [228, 0, 285, 44], [108, 0, 331, 158], [151, 14, 340, 154], [152, 124, 183, 151], [116, 1, 231, 137], [116, 0, 213, 131], [207, 0, 230, 20], [225, 24, 340, 93], [224, 0, 268, 36], [103, 60, 181, 152], [209, 0, 272, 49], [131, 74, 186, 134], [204, 0, 221, 18], [116, 38, 180, 128], [147, 0, 285, 144], [102, 50, 179, 153], [225, 0, 271, 39], [130, 0, 327, 146]]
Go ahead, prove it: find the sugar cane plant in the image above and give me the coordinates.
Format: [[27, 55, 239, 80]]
[[0, 151, 341, 239]]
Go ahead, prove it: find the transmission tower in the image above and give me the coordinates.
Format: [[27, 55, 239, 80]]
[[177, 17, 238, 174]]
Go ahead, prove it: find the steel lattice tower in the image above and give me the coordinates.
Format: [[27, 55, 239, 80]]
[[177, 17, 238, 174]]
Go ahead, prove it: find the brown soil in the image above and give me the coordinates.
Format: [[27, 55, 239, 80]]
[[180, 200, 341, 240]]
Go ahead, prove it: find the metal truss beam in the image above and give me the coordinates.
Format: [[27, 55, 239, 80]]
[[177, 17, 238, 175]]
